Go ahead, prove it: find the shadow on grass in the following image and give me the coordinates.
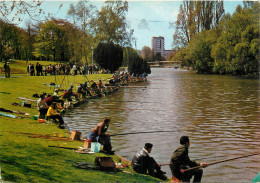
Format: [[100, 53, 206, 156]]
[[1, 155, 58, 182], [0, 92, 11, 94]]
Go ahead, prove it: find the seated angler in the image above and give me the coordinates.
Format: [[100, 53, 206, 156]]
[[62, 88, 78, 101], [90, 80, 101, 96], [77, 84, 86, 99], [169, 136, 207, 183], [131, 143, 167, 181], [52, 89, 64, 107], [46, 102, 65, 129], [90, 80, 98, 90], [44, 94, 53, 106], [82, 81, 92, 97], [37, 94, 49, 119], [88, 117, 114, 154], [98, 79, 104, 89]]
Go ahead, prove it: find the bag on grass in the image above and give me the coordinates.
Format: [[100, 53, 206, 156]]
[[94, 157, 116, 171]]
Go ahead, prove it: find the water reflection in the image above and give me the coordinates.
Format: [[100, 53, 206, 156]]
[[64, 68, 259, 182]]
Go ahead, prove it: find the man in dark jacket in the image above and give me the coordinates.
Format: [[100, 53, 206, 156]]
[[131, 143, 167, 180], [169, 136, 207, 183]]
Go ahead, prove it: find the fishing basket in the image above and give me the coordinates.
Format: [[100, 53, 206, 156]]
[[94, 157, 116, 171]]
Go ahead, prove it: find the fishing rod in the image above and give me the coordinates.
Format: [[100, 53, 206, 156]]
[[59, 74, 66, 90], [78, 106, 166, 112], [183, 152, 260, 172], [193, 155, 228, 161], [159, 155, 230, 166], [110, 130, 178, 137], [48, 145, 77, 150]]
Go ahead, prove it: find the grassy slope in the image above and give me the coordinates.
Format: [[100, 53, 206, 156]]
[[0, 61, 163, 182]]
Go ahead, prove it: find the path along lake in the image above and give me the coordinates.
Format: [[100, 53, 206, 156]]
[[64, 68, 259, 182]]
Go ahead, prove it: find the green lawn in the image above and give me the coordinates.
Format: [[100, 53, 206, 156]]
[[0, 60, 164, 182]]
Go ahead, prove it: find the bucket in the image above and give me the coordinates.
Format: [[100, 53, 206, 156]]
[[22, 101, 27, 106], [91, 142, 101, 153], [32, 115, 38, 120]]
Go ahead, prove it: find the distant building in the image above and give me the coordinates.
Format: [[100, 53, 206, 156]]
[[152, 36, 165, 57], [152, 36, 172, 59]]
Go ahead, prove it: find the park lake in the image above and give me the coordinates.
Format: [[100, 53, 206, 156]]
[[65, 67, 259, 182]]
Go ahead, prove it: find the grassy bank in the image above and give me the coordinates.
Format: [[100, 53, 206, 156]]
[[0, 61, 163, 182]]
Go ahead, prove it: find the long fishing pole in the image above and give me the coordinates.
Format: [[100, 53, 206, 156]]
[[110, 130, 178, 137], [183, 152, 260, 172], [159, 155, 231, 166], [59, 74, 66, 90]]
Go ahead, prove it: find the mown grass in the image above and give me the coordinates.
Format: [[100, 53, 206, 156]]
[[0, 60, 164, 182]]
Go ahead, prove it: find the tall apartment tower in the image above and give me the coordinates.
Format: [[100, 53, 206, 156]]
[[152, 36, 165, 57]]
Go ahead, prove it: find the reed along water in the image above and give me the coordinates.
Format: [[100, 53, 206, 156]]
[[64, 68, 259, 182]]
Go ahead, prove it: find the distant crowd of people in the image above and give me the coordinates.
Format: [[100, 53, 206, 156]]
[[27, 62, 100, 76]]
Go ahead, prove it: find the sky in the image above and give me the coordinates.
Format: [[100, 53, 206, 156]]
[[15, 0, 243, 50]]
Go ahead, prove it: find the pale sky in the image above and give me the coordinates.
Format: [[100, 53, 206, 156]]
[[16, 0, 242, 50]]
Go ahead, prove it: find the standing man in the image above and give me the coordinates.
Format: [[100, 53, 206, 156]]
[[4, 61, 10, 78], [36, 62, 40, 76], [131, 143, 167, 181], [88, 117, 114, 154], [169, 136, 207, 183]]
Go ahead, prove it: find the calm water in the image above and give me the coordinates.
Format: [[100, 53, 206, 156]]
[[64, 68, 260, 182]]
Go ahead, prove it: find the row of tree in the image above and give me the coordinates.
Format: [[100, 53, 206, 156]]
[[0, 0, 150, 74], [94, 42, 150, 74], [172, 1, 259, 78]]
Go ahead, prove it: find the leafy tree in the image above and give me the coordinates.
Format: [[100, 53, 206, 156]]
[[33, 19, 65, 61], [152, 52, 164, 61], [195, 1, 224, 31], [22, 20, 37, 61], [140, 46, 153, 61], [0, 19, 24, 61], [67, 0, 96, 63], [91, 0, 133, 47], [122, 47, 132, 67], [233, 24, 259, 75], [128, 53, 151, 75], [211, 3, 259, 76], [188, 30, 217, 73], [67, 0, 96, 33], [173, 1, 224, 49], [173, 2, 195, 48], [93, 42, 123, 73]]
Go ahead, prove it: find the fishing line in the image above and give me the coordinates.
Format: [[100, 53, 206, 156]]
[[183, 152, 260, 172], [110, 130, 178, 137]]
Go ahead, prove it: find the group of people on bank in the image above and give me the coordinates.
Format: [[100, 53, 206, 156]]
[[90, 117, 208, 182], [27, 63, 100, 76], [37, 80, 98, 127], [36, 76, 124, 128]]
